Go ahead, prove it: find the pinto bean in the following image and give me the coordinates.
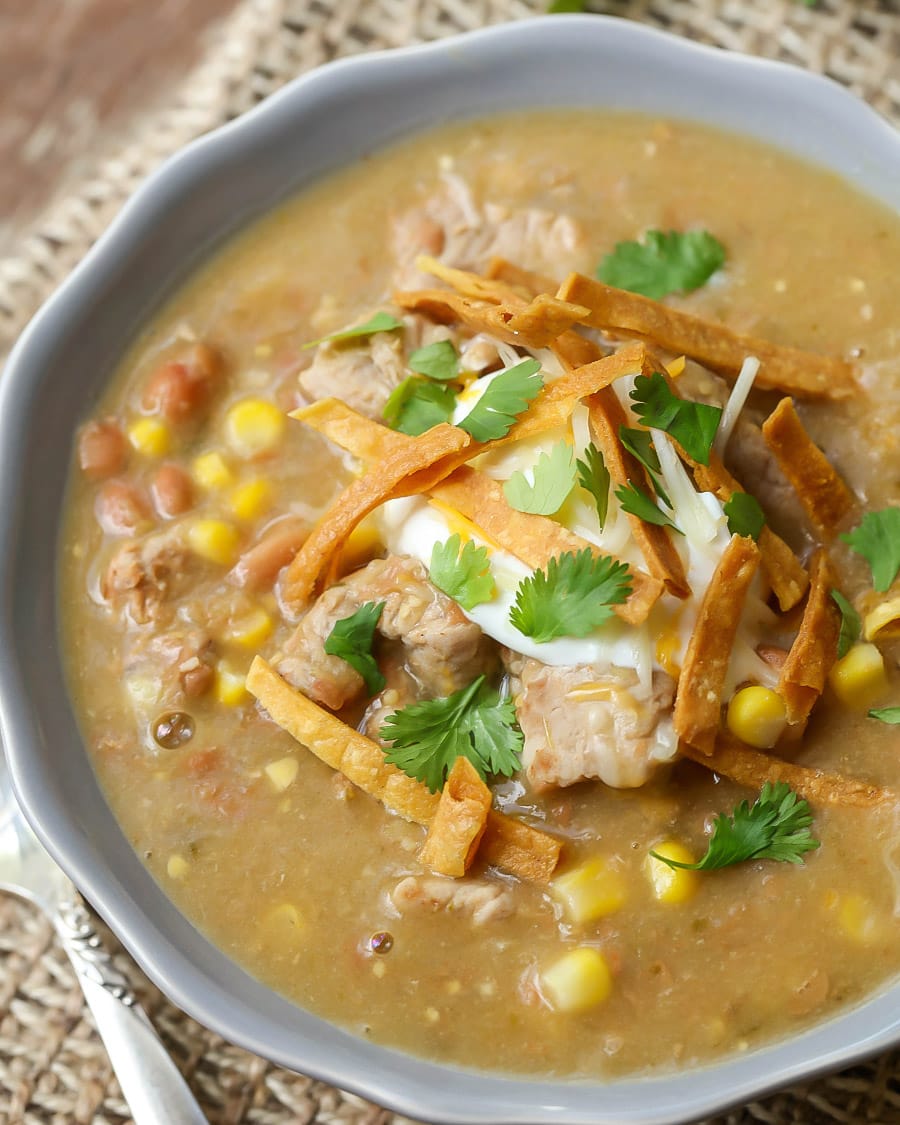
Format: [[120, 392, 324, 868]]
[[78, 419, 127, 480], [95, 480, 151, 536], [151, 463, 193, 518], [230, 518, 307, 591], [142, 343, 222, 425]]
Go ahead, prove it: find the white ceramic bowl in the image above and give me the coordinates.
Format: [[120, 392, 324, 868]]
[[1, 16, 899, 1124]]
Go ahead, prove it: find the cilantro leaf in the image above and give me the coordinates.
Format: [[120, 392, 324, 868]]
[[576, 442, 610, 528], [831, 589, 862, 659], [651, 782, 819, 872], [869, 707, 900, 724], [323, 601, 385, 695], [615, 481, 681, 533], [408, 340, 458, 382], [503, 441, 576, 516], [303, 311, 403, 350], [380, 675, 523, 792], [548, 0, 585, 10], [630, 371, 722, 466], [724, 491, 766, 541], [383, 376, 456, 436], [597, 229, 726, 300], [429, 534, 495, 610], [509, 549, 632, 643], [458, 359, 543, 443], [841, 508, 900, 593], [619, 425, 672, 508]]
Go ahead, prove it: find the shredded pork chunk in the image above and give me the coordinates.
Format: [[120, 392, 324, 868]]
[[277, 554, 495, 710], [391, 178, 589, 288], [391, 874, 514, 925], [511, 660, 678, 791], [101, 527, 196, 626]]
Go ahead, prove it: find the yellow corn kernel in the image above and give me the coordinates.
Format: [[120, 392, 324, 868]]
[[127, 417, 170, 458], [541, 947, 612, 1013], [551, 857, 626, 923], [223, 606, 273, 649], [225, 398, 285, 458], [192, 450, 233, 490], [837, 893, 880, 944], [829, 643, 889, 709], [264, 756, 299, 792], [665, 355, 687, 377], [167, 854, 190, 880], [187, 518, 240, 567], [214, 662, 248, 706], [726, 685, 788, 749], [230, 477, 273, 521], [645, 841, 699, 904]]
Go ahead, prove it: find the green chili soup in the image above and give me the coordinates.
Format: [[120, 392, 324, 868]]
[[61, 111, 900, 1078]]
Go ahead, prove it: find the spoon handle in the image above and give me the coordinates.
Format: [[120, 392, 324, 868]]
[[53, 895, 208, 1125]]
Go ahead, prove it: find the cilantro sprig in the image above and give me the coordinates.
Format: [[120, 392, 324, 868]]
[[630, 371, 722, 466], [408, 339, 459, 382], [429, 534, 495, 610], [575, 442, 610, 528], [323, 601, 386, 695], [458, 359, 543, 442], [383, 340, 461, 435], [380, 675, 522, 792], [615, 481, 681, 533], [383, 377, 455, 436], [597, 229, 726, 300], [619, 425, 672, 508], [303, 311, 403, 350], [509, 549, 632, 643], [651, 782, 819, 872], [724, 492, 766, 542], [869, 707, 900, 724], [841, 507, 900, 593], [831, 590, 862, 659], [503, 441, 576, 516]]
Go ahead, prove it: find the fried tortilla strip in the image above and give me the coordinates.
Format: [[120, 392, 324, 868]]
[[587, 388, 690, 599], [282, 422, 470, 609], [486, 256, 557, 297], [293, 399, 664, 625], [558, 273, 856, 399], [682, 737, 893, 809], [247, 657, 561, 881], [502, 342, 647, 445], [761, 397, 857, 538], [247, 656, 440, 825], [431, 466, 663, 625], [480, 810, 562, 882], [683, 450, 808, 612], [419, 756, 492, 877], [394, 288, 590, 350], [863, 589, 900, 641], [415, 254, 528, 304], [778, 551, 841, 724], [674, 535, 762, 755], [294, 345, 645, 467]]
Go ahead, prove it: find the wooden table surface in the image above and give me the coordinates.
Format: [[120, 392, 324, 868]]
[[0, 0, 239, 256]]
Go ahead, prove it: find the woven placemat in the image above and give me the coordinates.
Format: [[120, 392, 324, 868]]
[[1, 1, 899, 1122]]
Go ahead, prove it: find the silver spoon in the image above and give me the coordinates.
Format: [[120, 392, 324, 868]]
[[0, 741, 209, 1125]]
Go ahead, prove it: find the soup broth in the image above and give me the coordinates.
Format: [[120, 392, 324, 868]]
[[61, 111, 900, 1078]]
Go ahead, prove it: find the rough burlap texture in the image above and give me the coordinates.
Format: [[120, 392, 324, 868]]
[[1, 1, 898, 1122]]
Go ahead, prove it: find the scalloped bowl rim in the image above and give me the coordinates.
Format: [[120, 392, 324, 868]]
[[1, 15, 899, 1125]]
